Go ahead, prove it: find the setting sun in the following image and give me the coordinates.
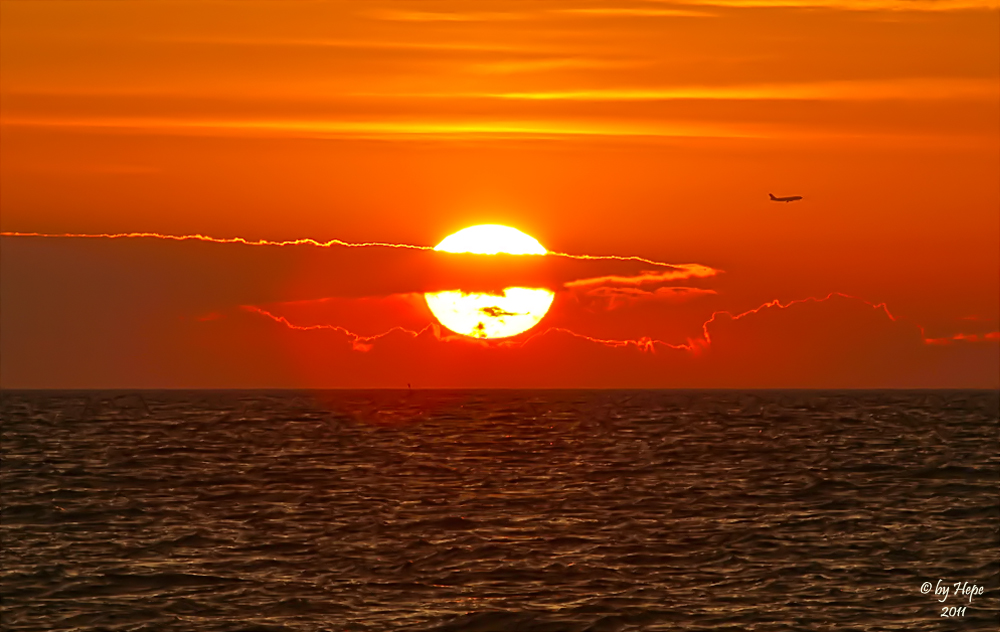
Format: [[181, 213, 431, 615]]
[[433, 224, 547, 256], [0, 2, 997, 629], [425, 225, 554, 339]]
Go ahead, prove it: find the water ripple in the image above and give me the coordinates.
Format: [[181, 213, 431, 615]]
[[1, 390, 997, 630]]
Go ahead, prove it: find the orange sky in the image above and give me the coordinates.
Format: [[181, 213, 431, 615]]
[[1, 0, 997, 388]]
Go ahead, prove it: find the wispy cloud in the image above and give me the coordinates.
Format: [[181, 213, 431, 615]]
[[147, 35, 544, 54], [467, 57, 644, 74], [365, 9, 526, 22], [555, 7, 716, 17], [0, 117, 761, 140], [490, 78, 999, 101], [578, 286, 718, 310], [565, 266, 720, 288], [924, 331, 1000, 344], [662, 0, 998, 10], [565, 265, 722, 311]]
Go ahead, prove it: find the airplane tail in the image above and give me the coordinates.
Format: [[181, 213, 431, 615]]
[[768, 193, 777, 200]]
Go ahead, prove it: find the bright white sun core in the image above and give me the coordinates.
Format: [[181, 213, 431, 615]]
[[424, 225, 555, 339]]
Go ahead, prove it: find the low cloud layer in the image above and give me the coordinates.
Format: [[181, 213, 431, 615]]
[[2, 235, 995, 388], [0, 234, 717, 301]]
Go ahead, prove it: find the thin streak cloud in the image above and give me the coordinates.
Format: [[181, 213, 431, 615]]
[[0, 231, 694, 271], [659, 0, 998, 10], [564, 266, 720, 288], [468, 57, 645, 74], [365, 10, 527, 22], [1, 117, 761, 140], [491, 78, 999, 101], [146, 36, 544, 54], [554, 8, 716, 17]]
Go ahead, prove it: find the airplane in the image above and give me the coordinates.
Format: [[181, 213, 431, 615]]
[[769, 193, 803, 202]]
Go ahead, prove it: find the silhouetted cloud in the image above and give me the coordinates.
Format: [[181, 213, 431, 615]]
[[576, 286, 718, 310], [3, 234, 994, 388]]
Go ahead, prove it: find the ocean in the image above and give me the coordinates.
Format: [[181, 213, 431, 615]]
[[2, 390, 998, 631]]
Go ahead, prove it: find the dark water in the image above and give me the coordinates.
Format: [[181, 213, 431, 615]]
[[2, 390, 998, 631]]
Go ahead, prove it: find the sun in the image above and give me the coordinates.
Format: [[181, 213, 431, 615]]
[[434, 224, 546, 256], [425, 225, 555, 339]]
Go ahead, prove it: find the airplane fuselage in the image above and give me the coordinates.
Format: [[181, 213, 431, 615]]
[[769, 194, 802, 202]]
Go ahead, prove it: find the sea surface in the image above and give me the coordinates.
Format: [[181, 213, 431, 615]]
[[2, 390, 998, 631]]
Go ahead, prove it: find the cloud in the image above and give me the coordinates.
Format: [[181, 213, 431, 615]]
[[145, 35, 542, 54], [480, 305, 523, 318], [2, 235, 995, 388], [0, 234, 719, 300], [562, 266, 720, 309], [364, 10, 526, 22], [225, 293, 998, 389], [467, 57, 643, 75], [564, 265, 720, 288], [490, 78, 999, 102], [576, 286, 718, 310], [691, 294, 998, 387], [0, 115, 759, 141], [924, 331, 1000, 344], [554, 8, 716, 18], [658, 0, 997, 9]]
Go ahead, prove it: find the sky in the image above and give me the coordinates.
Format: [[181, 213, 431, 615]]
[[1, 0, 998, 388]]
